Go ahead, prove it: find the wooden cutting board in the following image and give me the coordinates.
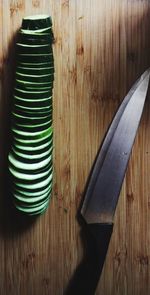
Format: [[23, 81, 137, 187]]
[[0, 1, 149, 294]]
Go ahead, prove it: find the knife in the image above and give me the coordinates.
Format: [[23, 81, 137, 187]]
[[65, 69, 150, 295]]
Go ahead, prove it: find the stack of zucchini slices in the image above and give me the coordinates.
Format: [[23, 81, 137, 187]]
[[8, 15, 54, 216]]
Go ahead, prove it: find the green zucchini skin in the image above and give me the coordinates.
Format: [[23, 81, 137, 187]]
[[17, 33, 54, 45], [13, 139, 52, 155], [13, 95, 52, 107], [17, 53, 54, 63], [12, 121, 52, 133], [12, 112, 52, 124], [16, 43, 53, 54], [15, 79, 53, 89], [8, 15, 54, 216], [16, 66, 54, 75], [14, 88, 52, 98], [22, 15, 52, 30], [15, 72, 54, 83]]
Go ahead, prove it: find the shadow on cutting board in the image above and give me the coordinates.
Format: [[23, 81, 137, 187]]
[[0, 31, 37, 238]]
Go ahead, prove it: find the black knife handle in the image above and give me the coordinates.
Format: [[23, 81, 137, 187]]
[[65, 223, 113, 295]]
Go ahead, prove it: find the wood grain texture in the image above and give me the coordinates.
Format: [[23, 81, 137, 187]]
[[0, 0, 149, 294]]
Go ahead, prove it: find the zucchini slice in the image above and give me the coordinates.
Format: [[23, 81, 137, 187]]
[[13, 93, 52, 102], [9, 164, 51, 181], [17, 62, 54, 69], [12, 121, 52, 132], [13, 139, 53, 155], [14, 198, 50, 213], [15, 72, 54, 83], [16, 65, 54, 75], [14, 87, 52, 98], [18, 35, 53, 46], [15, 79, 53, 88], [13, 131, 53, 147], [11, 145, 52, 161], [17, 53, 54, 63], [13, 95, 52, 107], [13, 173, 52, 191], [13, 188, 51, 203], [12, 108, 52, 119], [9, 151, 51, 171], [14, 194, 50, 208], [22, 15, 52, 29], [13, 139, 52, 153], [13, 183, 52, 197], [16, 43, 52, 54], [12, 112, 52, 124], [20, 26, 52, 34], [12, 125, 52, 139]]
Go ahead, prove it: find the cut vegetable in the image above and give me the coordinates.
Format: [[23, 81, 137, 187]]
[[15, 72, 54, 83], [16, 65, 54, 75], [16, 43, 52, 54], [8, 14, 54, 215], [22, 15, 52, 30]]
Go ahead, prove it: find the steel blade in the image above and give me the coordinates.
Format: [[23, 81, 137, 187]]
[[82, 70, 148, 210], [81, 69, 150, 224]]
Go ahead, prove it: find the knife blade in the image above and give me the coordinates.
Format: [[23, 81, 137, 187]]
[[81, 70, 148, 222], [81, 68, 150, 224], [65, 69, 150, 295]]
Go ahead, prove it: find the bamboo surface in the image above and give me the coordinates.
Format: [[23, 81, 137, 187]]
[[0, 1, 150, 294]]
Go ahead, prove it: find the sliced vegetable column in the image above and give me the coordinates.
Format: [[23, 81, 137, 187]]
[[8, 15, 54, 216]]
